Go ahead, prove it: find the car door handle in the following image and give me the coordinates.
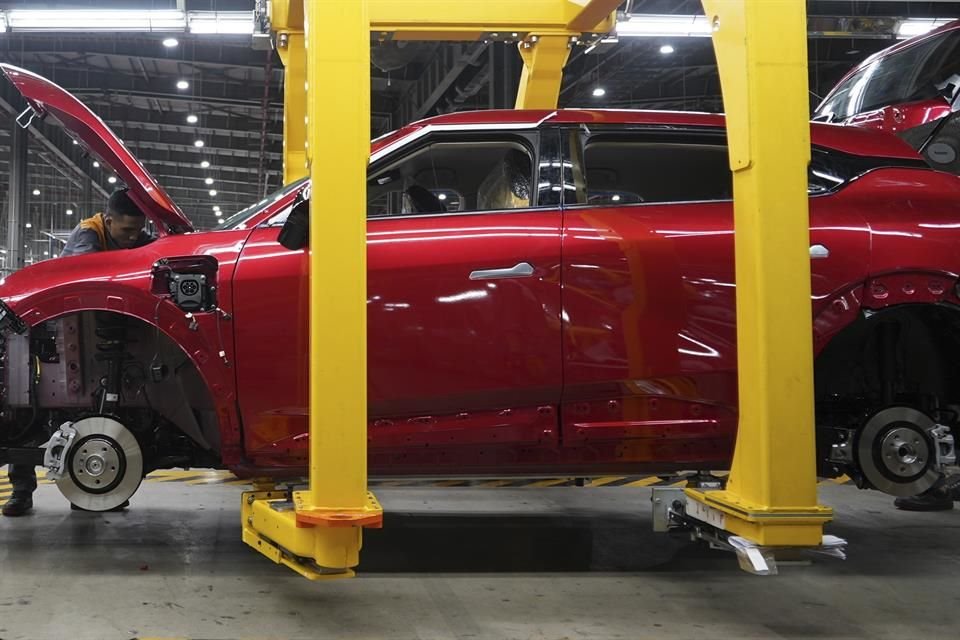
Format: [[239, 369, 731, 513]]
[[810, 244, 830, 259], [469, 262, 535, 280]]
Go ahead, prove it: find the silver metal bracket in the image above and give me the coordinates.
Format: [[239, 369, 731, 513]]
[[928, 424, 956, 470], [651, 486, 847, 575], [41, 422, 77, 481], [16, 106, 38, 129], [828, 428, 856, 464]]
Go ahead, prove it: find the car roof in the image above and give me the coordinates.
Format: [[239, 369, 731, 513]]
[[373, 108, 921, 161]]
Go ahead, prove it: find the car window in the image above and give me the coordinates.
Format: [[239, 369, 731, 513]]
[[818, 29, 960, 121], [367, 139, 534, 217], [580, 137, 733, 204]]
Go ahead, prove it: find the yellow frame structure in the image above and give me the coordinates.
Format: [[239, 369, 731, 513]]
[[244, 0, 831, 579]]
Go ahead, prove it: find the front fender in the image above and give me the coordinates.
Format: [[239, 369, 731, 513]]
[[2, 280, 244, 465]]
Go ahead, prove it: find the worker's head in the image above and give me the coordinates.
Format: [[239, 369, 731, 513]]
[[104, 189, 146, 249]]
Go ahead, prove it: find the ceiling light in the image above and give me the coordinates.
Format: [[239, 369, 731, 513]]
[[31, 189, 40, 196], [204, 177, 214, 185], [209, 189, 218, 197], [92, 161, 100, 168], [25, 223, 32, 229], [66, 209, 73, 215], [212, 206, 220, 212], [107, 176, 117, 184], [437, 193, 447, 201], [200, 160, 210, 168], [162, 37, 179, 47], [186, 114, 199, 124], [612, 194, 621, 202], [176, 80, 190, 90], [194, 139, 205, 148], [659, 44, 675, 55], [896, 18, 952, 39], [6, 9, 186, 32], [72, 139, 78, 145], [616, 14, 712, 38], [592, 87, 606, 97], [43, 251, 49, 257], [188, 11, 255, 35]]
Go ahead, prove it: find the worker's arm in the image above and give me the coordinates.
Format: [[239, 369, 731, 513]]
[[60, 227, 103, 257]]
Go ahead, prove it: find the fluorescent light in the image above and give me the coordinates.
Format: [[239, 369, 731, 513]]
[[162, 37, 179, 47], [188, 11, 255, 35], [107, 176, 117, 184], [592, 87, 606, 97], [660, 44, 675, 55], [896, 18, 952, 39], [186, 114, 198, 124], [31, 188, 39, 196], [617, 14, 712, 38], [65, 209, 73, 215], [194, 140, 205, 148], [176, 79, 190, 90], [6, 9, 186, 32], [200, 160, 210, 168], [209, 189, 218, 197], [204, 177, 214, 185]]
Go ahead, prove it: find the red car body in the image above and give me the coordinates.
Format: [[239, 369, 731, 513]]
[[816, 20, 960, 168], [3, 64, 960, 497]]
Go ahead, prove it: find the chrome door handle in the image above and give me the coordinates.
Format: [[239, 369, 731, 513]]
[[469, 262, 535, 280], [810, 244, 830, 259]]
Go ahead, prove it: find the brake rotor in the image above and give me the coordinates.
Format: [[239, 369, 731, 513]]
[[56, 416, 143, 511], [856, 406, 941, 497]]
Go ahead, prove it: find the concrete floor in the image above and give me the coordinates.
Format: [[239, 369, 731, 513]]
[[0, 477, 956, 640]]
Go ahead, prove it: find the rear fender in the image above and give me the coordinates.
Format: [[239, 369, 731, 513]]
[[7, 281, 244, 464]]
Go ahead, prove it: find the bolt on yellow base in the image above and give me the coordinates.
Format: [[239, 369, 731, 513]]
[[683, 0, 833, 548]]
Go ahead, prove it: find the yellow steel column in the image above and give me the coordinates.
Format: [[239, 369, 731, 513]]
[[270, 0, 307, 184], [277, 32, 308, 183], [242, 0, 381, 580], [684, 0, 832, 546], [515, 34, 572, 109]]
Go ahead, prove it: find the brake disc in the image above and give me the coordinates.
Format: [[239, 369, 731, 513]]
[[856, 406, 941, 497], [55, 416, 143, 511]]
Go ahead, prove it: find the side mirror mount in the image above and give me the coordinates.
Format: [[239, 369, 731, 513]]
[[278, 193, 310, 251]]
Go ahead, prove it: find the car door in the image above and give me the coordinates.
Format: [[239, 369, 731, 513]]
[[233, 129, 564, 472], [558, 126, 870, 465]]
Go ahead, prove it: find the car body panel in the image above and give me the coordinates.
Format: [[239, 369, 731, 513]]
[[0, 63, 192, 234]]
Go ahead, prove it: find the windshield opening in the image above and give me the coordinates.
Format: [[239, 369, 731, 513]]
[[215, 178, 308, 230]]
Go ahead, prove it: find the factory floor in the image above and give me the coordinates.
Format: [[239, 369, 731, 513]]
[[0, 471, 956, 640]]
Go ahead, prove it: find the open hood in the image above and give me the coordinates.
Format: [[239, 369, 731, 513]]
[[1, 63, 193, 235]]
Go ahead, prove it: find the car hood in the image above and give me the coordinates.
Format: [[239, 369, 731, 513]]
[[0, 63, 193, 235]]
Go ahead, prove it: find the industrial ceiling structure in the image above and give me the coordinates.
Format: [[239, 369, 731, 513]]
[[0, 0, 958, 268]]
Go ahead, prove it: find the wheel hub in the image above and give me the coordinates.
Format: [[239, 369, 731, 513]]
[[856, 407, 941, 497], [56, 416, 143, 511]]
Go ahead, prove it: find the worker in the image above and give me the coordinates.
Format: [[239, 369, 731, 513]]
[[2, 188, 153, 517]]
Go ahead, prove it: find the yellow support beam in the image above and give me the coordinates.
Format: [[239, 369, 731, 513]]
[[685, 0, 832, 547], [243, 0, 381, 580], [277, 32, 307, 184], [367, 0, 617, 39], [515, 35, 572, 109]]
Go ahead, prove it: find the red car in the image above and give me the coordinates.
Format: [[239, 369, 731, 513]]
[[815, 20, 960, 175], [1, 63, 959, 511]]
